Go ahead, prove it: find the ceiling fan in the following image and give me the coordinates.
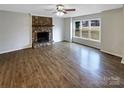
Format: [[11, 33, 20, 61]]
[[54, 4, 76, 16]]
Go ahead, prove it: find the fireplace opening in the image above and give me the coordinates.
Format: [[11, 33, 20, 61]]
[[37, 32, 49, 43]]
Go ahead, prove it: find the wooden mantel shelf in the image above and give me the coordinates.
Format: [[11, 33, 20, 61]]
[[32, 25, 54, 27]]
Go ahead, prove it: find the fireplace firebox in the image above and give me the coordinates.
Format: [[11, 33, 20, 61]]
[[37, 32, 49, 43]]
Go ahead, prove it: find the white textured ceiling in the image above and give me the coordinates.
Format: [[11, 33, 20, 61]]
[[0, 4, 123, 17]]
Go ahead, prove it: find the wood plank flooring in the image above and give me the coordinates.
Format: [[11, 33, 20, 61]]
[[0, 42, 124, 88]]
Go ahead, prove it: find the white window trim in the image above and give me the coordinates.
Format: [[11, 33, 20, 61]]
[[73, 18, 101, 42]]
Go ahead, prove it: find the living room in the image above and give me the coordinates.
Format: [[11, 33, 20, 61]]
[[0, 4, 124, 88]]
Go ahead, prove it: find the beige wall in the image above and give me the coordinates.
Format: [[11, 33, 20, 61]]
[[101, 8, 123, 57], [0, 11, 32, 54]]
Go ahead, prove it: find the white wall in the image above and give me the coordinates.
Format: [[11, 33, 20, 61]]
[[53, 17, 64, 42], [101, 8, 123, 57], [71, 13, 101, 49], [0, 11, 32, 54], [63, 18, 72, 42]]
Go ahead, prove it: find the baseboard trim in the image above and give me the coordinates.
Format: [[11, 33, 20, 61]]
[[0, 45, 32, 54], [100, 49, 122, 58]]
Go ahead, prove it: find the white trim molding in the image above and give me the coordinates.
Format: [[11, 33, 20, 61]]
[[100, 49, 122, 58]]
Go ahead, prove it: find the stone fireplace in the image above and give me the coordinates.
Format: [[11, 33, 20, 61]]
[[32, 16, 54, 48]]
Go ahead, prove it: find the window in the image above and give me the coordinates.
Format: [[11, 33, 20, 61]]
[[75, 21, 80, 37], [81, 20, 89, 38], [90, 19, 100, 40], [82, 20, 89, 27], [74, 19, 101, 41], [91, 20, 100, 26]]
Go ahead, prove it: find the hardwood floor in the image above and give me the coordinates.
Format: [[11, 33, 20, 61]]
[[0, 42, 124, 88]]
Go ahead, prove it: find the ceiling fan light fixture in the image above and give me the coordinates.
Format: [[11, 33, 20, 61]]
[[56, 11, 64, 16], [57, 4, 64, 10]]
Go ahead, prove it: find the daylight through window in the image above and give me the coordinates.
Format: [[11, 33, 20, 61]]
[[74, 19, 101, 41]]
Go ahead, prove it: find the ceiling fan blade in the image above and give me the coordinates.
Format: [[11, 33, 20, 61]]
[[63, 11, 67, 14], [65, 9, 76, 11]]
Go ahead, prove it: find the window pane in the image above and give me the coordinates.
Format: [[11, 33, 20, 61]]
[[82, 21, 89, 27], [91, 31, 99, 40], [90, 19, 100, 40], [75, 21, 80, 37], [91, 20, 100, 26], [82, 30, 89, 38]]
